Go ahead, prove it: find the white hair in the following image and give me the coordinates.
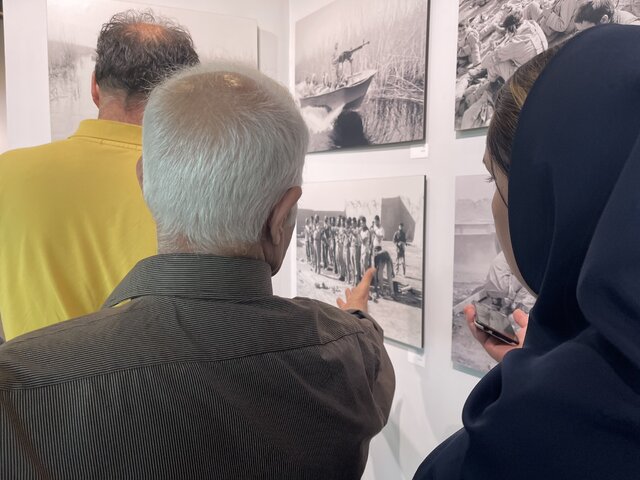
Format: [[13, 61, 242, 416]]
[[142, 61, 309, 252]]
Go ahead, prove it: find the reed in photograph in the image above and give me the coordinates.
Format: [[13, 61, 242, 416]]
[[295, 0, 428, 152]]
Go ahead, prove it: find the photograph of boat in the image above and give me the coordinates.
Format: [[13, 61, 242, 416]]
[[299, 69, 377, 111], [295, 0, 428, 153]]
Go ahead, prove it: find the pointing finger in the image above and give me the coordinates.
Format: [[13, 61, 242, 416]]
[[359, 268, 377, 289]]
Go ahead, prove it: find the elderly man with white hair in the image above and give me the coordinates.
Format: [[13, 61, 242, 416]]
[[0, 62, 395, 479]]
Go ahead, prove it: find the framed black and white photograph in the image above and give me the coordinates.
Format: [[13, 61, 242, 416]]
[[455, 0, 640, 130], [295, 0, 428, 153], [47, 0, 258, 141], [296, 176, 426, 348], [451, 175, 534, 374]]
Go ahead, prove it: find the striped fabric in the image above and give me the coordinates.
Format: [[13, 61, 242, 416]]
[[0, 254, 395, 479]]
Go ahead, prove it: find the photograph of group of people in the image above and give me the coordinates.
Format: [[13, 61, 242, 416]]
[[456, 0, 640, 130], [296, 176, 425, 348], [302, 214, 407, 295]]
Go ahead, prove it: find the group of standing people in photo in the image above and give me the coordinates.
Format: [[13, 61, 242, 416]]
[[303, 214, 407, 299], [456, 0, 640, 129]]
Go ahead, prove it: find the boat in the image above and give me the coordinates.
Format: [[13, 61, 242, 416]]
[[299, 69, 377, 111]]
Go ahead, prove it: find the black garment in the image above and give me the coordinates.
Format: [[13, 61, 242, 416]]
[[393, 230, 407, 255], [416, 25, 640, 479], [0, 254, 394, 479]]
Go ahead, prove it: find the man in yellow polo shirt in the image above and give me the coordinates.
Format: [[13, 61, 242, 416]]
[[0, 11, 199, 341]]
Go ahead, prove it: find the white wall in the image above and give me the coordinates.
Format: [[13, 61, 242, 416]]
[[289, 0, 489, 478], [3, 1, 51, 150], [0, 20, 8, 153], [125, 0, 290, 83]]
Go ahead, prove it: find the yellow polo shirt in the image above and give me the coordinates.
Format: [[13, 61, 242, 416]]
[[0, 120, 156, 340]]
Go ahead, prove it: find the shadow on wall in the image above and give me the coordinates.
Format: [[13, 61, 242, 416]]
[[367, 398, 403, 479]]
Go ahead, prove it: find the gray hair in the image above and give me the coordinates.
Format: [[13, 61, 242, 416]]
[[142, 62, 309, 252]]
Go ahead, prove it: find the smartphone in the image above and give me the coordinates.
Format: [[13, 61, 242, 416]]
[[473, 301, 519, 346]]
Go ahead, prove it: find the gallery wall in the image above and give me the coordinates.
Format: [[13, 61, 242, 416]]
[[288, 0, 489, 478], [0, 19, 7, 153], [4, 0, 496, 477]]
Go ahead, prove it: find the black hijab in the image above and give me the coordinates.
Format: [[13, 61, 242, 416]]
[[415, 25, 640, 479]]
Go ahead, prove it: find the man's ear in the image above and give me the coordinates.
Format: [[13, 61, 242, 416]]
[[600, 14, 609, 24], [91, 71, 100, 108], [267, 186, 302, 246], [136, 157, 144, 191]]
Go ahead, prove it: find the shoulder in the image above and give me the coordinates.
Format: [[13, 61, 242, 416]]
[[614, 10, 638, 23], [0, 142, 60, 169], [0, 137, 99, 180], [0, 300, 150, 390], [455, 329, 640, 478]]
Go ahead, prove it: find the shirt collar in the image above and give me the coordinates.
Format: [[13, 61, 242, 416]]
[[104, 254, 274, 307], [71, 119, 142, 147]]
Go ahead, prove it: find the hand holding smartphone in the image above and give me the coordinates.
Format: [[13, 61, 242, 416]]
[[473, 301, 519, 346]]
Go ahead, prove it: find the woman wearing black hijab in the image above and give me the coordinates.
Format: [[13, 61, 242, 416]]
[[415, 24, 640, 479]]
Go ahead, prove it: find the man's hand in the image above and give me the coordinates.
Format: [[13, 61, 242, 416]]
[[464, 305, 528, 362], [337, 268, 376, 313]]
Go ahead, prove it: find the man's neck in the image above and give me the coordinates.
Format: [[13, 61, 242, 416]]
[[97, 94, 144, 125], [98, 106, 144, 125], [157, 236, 265, 261]]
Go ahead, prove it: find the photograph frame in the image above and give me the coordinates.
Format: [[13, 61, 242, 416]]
[[294, 0, 430, 153], [455, 0, 640, 131], [296, 175, 427, 349]]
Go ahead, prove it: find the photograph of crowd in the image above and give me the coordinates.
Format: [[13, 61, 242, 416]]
[[295, 0, 427, 152], [296, 176, 425, 348], [456, 0, 640, 130], [451, 176, 535, 374], [47, 0, 258, 140]]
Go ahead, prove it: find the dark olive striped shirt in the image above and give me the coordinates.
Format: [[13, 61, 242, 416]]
[[0, 254, 394, 479]]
